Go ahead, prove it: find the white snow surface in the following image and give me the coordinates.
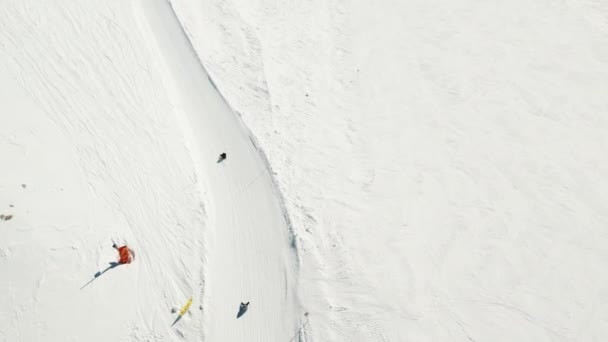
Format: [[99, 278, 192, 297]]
[[2, 0, 608, 342], [0, 0, 297, 341]]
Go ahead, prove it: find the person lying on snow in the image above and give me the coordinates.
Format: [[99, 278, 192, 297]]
[[112, 243, 135, 264]]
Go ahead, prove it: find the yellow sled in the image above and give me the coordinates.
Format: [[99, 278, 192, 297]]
[[179, 297, 193, 316]]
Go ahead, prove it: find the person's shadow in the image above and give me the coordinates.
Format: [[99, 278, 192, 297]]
[[80, 262, 121, 289], [171, 314, 183, 327], [237, 302, 249, 318]]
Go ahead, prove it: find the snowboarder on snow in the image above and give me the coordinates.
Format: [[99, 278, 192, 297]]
[[112, 243, 135, 264], [217, 152, 227, 163]]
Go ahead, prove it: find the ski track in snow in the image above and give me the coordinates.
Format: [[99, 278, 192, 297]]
[[138, 0, 300, 341], [0, 0, 298, 341]]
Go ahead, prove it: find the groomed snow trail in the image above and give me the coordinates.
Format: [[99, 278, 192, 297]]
[[139, 1, 299, 341]]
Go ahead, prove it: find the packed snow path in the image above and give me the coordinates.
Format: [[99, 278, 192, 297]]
[[141, 0, 299, 341]]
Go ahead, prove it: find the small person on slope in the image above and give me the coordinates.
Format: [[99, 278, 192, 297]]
[[112, 243, 135, 264], [217, 152, 227, 163], [237, 301, 250, 318]]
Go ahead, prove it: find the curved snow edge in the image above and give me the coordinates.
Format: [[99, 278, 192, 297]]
[[166, 0, 301, 265]]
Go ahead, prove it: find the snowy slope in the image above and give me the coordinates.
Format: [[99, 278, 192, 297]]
[[2, 0, 608, 341], [0, 2, 207, 340], [169, 0, 608, 341], [138, 0, 300, 340], [0, 1, 298, 341]]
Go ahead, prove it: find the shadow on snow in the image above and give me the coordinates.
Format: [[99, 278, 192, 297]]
[[171, 314, 184, 327], [80, 261, 121, 289]]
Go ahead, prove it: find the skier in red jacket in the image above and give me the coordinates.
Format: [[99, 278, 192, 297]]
[[112, 243, 134, 264]]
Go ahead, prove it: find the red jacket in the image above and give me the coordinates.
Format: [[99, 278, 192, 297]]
[[118, 246, 133, 264]]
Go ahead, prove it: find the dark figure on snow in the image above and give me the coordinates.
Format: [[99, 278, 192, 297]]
[[237, 301, 250, 318], [217, 152, 227, 163]]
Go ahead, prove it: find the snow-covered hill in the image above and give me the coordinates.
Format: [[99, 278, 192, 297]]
[[171, 0, 608, 341], [2, 0, 608, 341], [0, 0, 297, 341]]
